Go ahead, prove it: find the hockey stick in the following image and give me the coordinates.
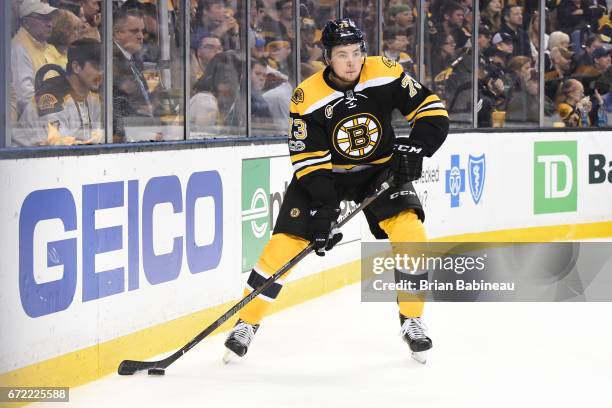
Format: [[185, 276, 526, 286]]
[[118, 179, 392, 375]]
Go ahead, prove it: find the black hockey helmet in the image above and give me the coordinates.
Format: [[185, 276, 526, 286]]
[[320, 18, 367, 63]]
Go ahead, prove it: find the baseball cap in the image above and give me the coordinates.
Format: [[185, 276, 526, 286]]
[[19, 0, 57, 18], [592, 46, 610, 59], [492, 32, 512, 45]]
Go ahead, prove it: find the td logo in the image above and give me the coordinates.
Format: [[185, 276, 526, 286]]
[[534, 141, 577, 214]]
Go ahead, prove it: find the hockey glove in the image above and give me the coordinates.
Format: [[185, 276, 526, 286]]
[[392, 142, 425, 187], [310, 205, 343, 257]]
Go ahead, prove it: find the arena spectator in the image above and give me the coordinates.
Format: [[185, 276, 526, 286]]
[[11, 0, 58, 118], [265, 38, 292, 76], [527, 10, 547, 61], [557, 78, 591, 126], [260, 0, 293, 43], [15, 38, 103, 146], [546, 46, 574, 100], [478, 63, 506, 127], [498, 5, 531, 57], [190, 30, 223, 85], [387, 4, 415, 31], [45, 9, 84, 71], [592, 46, 612, 73], [195, 0, 240, 50], [478, 25, 492, 54], [250, 58, 273, 123], [80, 0, 101, 41], [112, 7, 153, 142], [573, 34, 603, 67], [492, 31, 515, 56], [430, 33, 457, 82], [556, 0, 590, 35], [506, 69, 549, 123], [141, 2, 160, 62], [436, 1, 470, 50], [480, 0, 502, 33], [383, 26, 416, 74]]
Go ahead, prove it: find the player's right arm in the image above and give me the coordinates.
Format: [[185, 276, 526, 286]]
[[288, 89, 337, 207]]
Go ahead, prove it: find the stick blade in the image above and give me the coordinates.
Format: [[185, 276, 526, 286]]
[[118, 360, 156, 375]]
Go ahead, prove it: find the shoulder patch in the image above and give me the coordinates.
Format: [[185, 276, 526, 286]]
[[291, 88, 305, 105], [37, 93, 61, 115], [381, 56, 397, 68]]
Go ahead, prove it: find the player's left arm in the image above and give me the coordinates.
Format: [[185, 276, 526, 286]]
[[393, 70, 450, 157]]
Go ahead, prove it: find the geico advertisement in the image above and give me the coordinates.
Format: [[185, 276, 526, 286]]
[[17, 171, 223, 318]]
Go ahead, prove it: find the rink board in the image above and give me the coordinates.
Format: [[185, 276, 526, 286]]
[[0, 131, 611, 390]]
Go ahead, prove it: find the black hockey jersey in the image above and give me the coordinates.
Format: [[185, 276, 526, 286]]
[[288, 56, 448, 204]]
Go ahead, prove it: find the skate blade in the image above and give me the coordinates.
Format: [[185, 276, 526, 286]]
[[411, 351, 427, 364], [222, 349, 238, 364]]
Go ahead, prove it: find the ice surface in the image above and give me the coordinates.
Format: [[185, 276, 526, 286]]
[[31, 283, 612, 408]]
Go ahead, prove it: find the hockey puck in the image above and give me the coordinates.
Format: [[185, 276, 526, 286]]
[[148, 368, 165, 376]]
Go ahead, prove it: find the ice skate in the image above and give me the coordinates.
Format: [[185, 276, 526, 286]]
[[223, 319, 260, 364], [399, 314, 432, 364]]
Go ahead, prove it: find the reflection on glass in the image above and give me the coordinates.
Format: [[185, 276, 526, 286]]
[[190, 0, 246, 138], [113, 1, 185, 143], [10, 1, 105, 146]]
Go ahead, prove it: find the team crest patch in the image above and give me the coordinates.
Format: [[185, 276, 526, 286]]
[[381, 56, 397, 68], [290, 208, 301, 218], [37, 93, 58, 111], [291, 88, 304, 104], [325, 105, 333, 119], [332, 113, 382, 160]]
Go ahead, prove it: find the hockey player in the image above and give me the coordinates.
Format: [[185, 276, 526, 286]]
[[224, 18, 449, 363]]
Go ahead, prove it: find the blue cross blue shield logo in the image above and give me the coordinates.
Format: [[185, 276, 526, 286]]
[[445, 155, 465, 208], [468, 154, 486, 204]]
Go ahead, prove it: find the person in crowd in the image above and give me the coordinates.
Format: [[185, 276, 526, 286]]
[[573, 34, 603, 67], [592, 46, 612, 73], [45, 9, 84, 71], [266, 37, 292, 76], [478, 24, 493, 55], [300, 17, 325, 75], [141, 2, 160, 62], [80, 0, 101, 40], [260, 0, 293, 42], [491, 31, 515, 56], [250, 58, 273, 123], [498, 5, 531, 57], [478, 63, 506, 127], [430, 32, 457, 83], [195, 0, 240, 50], [383, 26, 416, 75], [545, 46, 574, 100], [112, 7, 153, 142], [436, 1, 470, 50], [546, 31, 572, 71], [506, 69, 551, 123], [190, 30, 223, 85], [527, 10, 548, 61], [557, 0, 590, 35], [15, 38, 103, 146], [557, 78, 591, 126], [480, 0, 503, 33], [387, 4, 415, 31], [11, 0, 58, 118]]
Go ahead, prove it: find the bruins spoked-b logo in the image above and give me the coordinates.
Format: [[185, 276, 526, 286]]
[[291, 87, 304, 105], [332, 113, 382, 160]]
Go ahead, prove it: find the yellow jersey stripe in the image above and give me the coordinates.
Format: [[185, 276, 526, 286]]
[[405, 95, 442, 121], [296, 162, 333, 179], [413, 109, 449, 121], [290, 150, 330, 163]]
